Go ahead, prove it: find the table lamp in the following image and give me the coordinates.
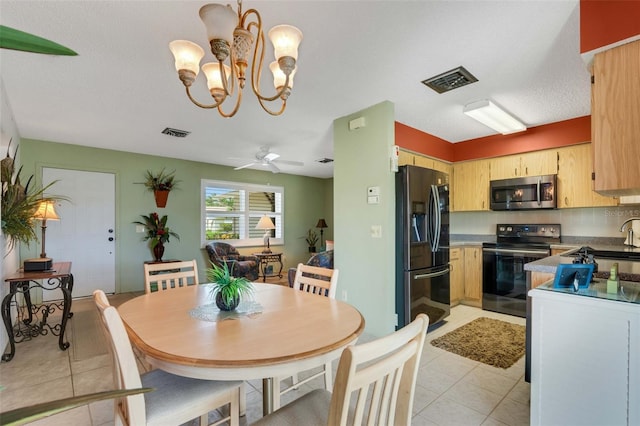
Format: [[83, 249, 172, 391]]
[[24, 200, 60, 271], [316, 218, 328, 250], [255, 215, 276, 253]]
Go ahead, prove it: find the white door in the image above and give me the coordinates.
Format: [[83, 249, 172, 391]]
[[42, 168, 116, 299]]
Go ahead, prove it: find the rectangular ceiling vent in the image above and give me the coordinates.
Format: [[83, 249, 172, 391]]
[[316, 158, 334, 164], [422, 66, 478, 94], [161, 127, 191, 138]]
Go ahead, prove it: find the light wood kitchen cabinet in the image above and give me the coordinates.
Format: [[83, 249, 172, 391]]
[[449, 247, 464, 306], [398, 149, 414, 166], [490, 150, 558, 180], [462, 247, 482, 307], [557, 144, 618, 208], [592, 40, 640, 196], [452, 159, 490, 211]]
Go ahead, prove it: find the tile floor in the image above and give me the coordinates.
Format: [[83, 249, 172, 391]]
[[0, 295, 529, 426]]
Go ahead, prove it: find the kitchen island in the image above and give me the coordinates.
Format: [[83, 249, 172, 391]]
[[527, 272, 639, 425]]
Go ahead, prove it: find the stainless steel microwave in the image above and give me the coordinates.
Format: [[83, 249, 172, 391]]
[[490, 174, 557, 210]]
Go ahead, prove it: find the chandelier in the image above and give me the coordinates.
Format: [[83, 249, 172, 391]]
[[169, 1, 302, 117]]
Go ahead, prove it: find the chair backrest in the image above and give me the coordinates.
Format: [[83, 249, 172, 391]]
[[143, 259, 199, 294], [328, 313, 429, 426], [293, 263, 338, 298], [93, 291, 146, 425]]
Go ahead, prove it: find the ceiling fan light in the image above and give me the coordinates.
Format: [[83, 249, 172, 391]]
[[264, 152, 280, 162], [268, 25, 303, 61], [169, 40, 204, 75], [199, 3, 238, 45], [463, 100, 526, 135], [270, 61, 296, 89], [202, 62, 231, 91]]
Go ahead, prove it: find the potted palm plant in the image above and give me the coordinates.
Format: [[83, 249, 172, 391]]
[[305, 229, 319, 253], [133, 212, 179, 261], [206, 262, 254, 311], [143, 169, 179, 208]]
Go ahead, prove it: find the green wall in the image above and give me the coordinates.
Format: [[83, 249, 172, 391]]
[[333, 101, 396, 337], [19, 139, 331, 293]]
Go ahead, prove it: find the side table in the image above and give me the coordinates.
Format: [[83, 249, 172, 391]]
[[2, 262, 74, 362], [252, 253, 283, 282]]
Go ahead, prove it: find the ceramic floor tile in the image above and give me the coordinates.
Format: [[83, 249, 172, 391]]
[[412, 383, 440, 415], [416, 364, 461, 395], [458, 366, 519, 398], [419, 396, 488, 426], [442, 378, 504, 415], [423, 350, 479, 379], [489, 396, 531, 426], [481, 416, 511, 426], [27, 406, 92, 426], [506, 378, 530, 405], [0, 376, 74, 412], [89, 399, 115, 425], [72, 365, 113, 395], [69, 352, 111, 375], [411, 411, 441, 426]]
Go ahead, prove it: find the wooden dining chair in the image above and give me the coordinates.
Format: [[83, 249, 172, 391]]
[[143, 259, 199, 294], [92, 290, 242, 426], [271, 264, 339, 410], [254, 313, 429, 426]]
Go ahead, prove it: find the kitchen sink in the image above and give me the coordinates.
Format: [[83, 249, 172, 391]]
[[563, 246, 640, 261]]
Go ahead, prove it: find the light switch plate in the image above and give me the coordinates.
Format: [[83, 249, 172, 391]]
[[371, 225, 382, 238]]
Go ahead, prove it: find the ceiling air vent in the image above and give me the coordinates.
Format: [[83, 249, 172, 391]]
[[421, 66, 478, 94], [316, 158, 334, 164], [161, 127, 191, 138]]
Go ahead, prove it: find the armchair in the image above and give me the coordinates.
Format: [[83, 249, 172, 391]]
[[287, 250, 334, 288], [205, 242, 260, 281]]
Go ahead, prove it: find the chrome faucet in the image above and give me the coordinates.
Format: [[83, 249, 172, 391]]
[[620, 217, 640, 247]]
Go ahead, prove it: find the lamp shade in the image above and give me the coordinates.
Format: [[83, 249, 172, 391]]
[[270, 61, 296, 90], [463, 100, 526, 135], [268, 25, 303, 60], [202, 62, 231, 91], [255, 215, 276, 230], [33, 201, 60, 221], [316, 218, 328, 229], [199, 3, 238, 44], [169, 40, 205, 75]]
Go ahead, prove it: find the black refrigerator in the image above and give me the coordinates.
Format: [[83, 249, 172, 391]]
[[395, 165, 450, 328]]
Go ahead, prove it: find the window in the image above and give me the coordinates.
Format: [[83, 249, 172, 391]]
[[201, 179, 283, 247]]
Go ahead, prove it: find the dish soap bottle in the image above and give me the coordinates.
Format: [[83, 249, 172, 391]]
[[607, 262, 619, 294]]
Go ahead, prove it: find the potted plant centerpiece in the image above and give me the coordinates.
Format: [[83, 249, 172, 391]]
[[133, 212, 179, 261], [143, 169, 179, 208], [206, 262, 254, 311], [305, 229, 319, 252]]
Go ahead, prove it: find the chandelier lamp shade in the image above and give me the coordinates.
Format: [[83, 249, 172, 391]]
[[463, 100, 526, 135], [255, 215, 276, 253], [169, 1, 303, 117]]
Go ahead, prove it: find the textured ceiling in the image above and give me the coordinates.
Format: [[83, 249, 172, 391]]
[[0, 0, 590, 178]]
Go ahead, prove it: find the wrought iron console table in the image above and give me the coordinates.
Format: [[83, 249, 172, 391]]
[[2, 262, 73, 362]]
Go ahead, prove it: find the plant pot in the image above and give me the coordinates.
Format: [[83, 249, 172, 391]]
[[154, 190, 169, 208], [308, 246, 316, 253], [153, 241, 165, 261], [215, 292, 240, 311]]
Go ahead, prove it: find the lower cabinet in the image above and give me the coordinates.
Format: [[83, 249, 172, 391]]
[[463, 247, 482, 307], [449, 248, 464, 306], [530, 288, 639, 425]]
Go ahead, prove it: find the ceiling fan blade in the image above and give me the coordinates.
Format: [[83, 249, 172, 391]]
[[233, 162, 257, 171], [273, 159, 304, 167], [0, 25, 77, 56], [267, 162, 280, 173]]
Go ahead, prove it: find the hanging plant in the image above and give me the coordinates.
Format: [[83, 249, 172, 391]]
[[140, 168, 180, 208]]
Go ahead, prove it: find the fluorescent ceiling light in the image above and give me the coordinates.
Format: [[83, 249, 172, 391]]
[[463, 100, 526, 135]]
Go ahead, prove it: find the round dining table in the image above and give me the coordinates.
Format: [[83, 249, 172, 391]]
[[117, 283, 365, 415]]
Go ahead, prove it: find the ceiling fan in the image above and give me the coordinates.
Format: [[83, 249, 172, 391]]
[[233, 147, 304, 174]]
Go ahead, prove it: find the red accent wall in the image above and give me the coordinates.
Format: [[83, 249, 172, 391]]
[[395, 116, 591, 163], [580, 0, 640, 53], [395, 122, 454, 162], [452, 116, 591, 161]]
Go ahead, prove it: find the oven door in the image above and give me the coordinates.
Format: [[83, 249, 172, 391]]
[[482, 246, 549, 317]]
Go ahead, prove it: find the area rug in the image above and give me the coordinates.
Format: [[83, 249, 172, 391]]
[[430, 317, 525, 369], [70, 309, 109, 361]]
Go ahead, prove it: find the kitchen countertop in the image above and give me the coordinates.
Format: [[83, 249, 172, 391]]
[[525, 244, 640, 282], [534, 278, 640, 305]]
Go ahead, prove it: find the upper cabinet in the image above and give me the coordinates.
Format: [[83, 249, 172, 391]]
[[398, 149, 452, 176], [557, 144, 618, 208], [490, 150, 558, 180], [592, 40, 640, 196], [452, 159, 490, 211]]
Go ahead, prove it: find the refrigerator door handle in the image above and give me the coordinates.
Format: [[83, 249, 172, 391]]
[[413, 267, 450, 280], [427, 184, 441, 252]]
